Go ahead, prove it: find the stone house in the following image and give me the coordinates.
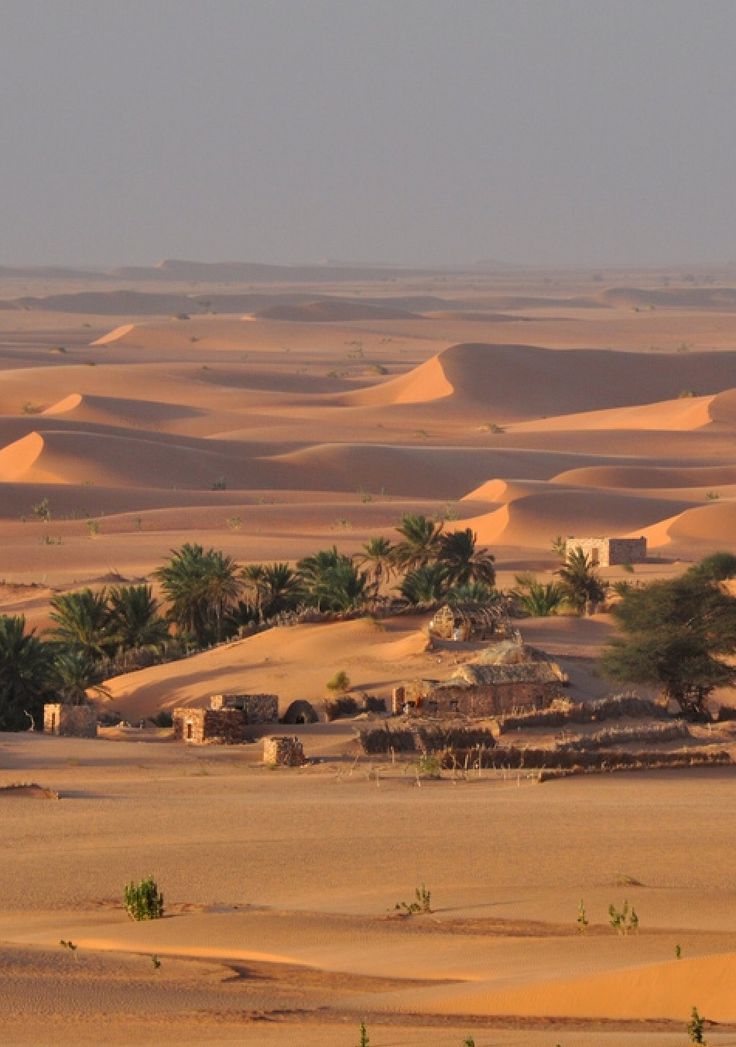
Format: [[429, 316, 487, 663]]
[[43, 703, 98, 738], [565, 536, 647, 567], [400, 642, 567, 719], [209, 693, 279, 721], [173, 693, 279, 745], [173, 707, 251, 744]]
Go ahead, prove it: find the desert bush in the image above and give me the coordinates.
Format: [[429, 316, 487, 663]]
[[608, 900, 638, 934], [124, 876, 164, 921], [324, 695, 359, 721], [687, 1006, 707, 1044], [362, 694, 386, 714], [326, 669, 351, 693], [150, 710, 173, 728], [395, 883, 432, 915]]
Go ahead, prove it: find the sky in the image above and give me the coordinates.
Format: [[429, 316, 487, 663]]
[[2, 0, 736, 268]]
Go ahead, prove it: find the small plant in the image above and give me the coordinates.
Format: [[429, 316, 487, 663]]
[[395, 883, 432, 916], [481, 421, 505, 433], [124, 876, 164, 921], [678, 388, 696, 398], [577, 899, 588, 933], [687, 1006, 707, 1044], [677, 341, 692, 353], [621, 561, 634, 574], [150, 710, 173, 728], [357, 487, 373, 503], [86, 519, 100, 538], [326, 670, 351, 694], [151, 954, 161, 969], [31, 498, 51, 522], [59, 939, 77, 952], [133, 517, 143, 531], [226, 514, 242, 531], [22, 401, 43, 414], [705, 490, 719, 500], [40, 534, 62, 546], [370, 363, 388, 375], [608, 900, 638, 935], [551, 535, 568, 559], [357, 1021, 369, 1047], [675, 943, 682, 960], [415, 754, 442, 779], [211, 476, 227, 491], [463, 1038, 476, 1047]]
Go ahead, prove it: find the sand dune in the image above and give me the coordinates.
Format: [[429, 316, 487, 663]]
[[460, 488, 694, 547], [253, 300, 421, 321], [552, 463, 736, 490], [0, 430, 264, 488], [41, 392, 205, 429], [603, 285, 736, 310], [103, 616, 432, 718], [347, 342, 736, 420], [392, 952, 736, 1022]]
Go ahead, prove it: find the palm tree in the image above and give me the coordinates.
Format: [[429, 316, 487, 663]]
[[48, 588, 115, 659], [108, 584, 169, 654], [392, 515, 444, 572], [52, 649, 109, 705], [557, 547, 607, 616], [155, 544, 242, 645], [356, 537, 395, 592], [255, 563, 303, 619], [511, 578, 566, 617], [437, 528, 496, 588], [0, 615, 53, 730], [398, 563, 449, 604], [298, 548, 373, 611], [447, 581, 499, 604], [241, 563, 266, 611]]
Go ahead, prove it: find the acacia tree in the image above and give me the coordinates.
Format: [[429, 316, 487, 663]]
[[602, 566, 736, 720]]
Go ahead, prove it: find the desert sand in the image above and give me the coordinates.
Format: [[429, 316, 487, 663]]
[[2, 263, 736, 1045]]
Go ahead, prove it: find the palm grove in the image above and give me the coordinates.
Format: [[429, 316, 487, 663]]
[[1, 514, 735, 730]]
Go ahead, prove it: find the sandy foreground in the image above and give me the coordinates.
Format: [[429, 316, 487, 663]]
[[2, 264, 736, 1043]]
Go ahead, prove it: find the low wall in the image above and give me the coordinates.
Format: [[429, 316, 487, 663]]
[[43, 703, 97, 738]]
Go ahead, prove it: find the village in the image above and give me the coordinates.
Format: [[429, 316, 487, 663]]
[[37, 532, 736, 783]]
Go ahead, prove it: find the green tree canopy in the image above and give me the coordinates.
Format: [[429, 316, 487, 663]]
[[0, 615, 54, 730], [602, 566, 736, 719]]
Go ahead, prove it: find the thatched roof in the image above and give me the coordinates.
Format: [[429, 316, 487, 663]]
[[440, 661, 563, 689], [475, 641, 569, 682], [430, 601, 507, 626]]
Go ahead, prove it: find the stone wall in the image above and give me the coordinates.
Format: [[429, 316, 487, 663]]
[[403, 680, 559, 718], [263, 735, 306, 766], [173, 707, 251, 744], [43, 703, 98, 738], [565, 536, 647, 567], [209, 693, 279, 722]]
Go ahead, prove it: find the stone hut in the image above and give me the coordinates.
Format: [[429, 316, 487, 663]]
[[173, 707, 251, 745], [428, 601, 513, 642], [565, 536, 647, 567], [403, 642, 567, 719], [282, 700, 319, 725], [263, 735, 306, 766], [209, 693, 279, 722], [43, 703, 97, 738]]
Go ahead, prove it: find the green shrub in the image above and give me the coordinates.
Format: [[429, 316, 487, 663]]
[[395, 883, 432, 915], [124, 876, 164, 921], [326, 670, 351, 693], [687, 1006, 707, 1044]]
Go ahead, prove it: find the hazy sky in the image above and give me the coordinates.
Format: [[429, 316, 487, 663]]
[[3, 0, 736, 268]]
